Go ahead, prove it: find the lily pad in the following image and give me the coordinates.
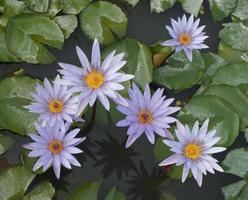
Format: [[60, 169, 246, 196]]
[[63, 0, 93, 14], [150, 0, 176, 13], [80, 1, 128, 45], [178, 95, 239, 147], [232, 0, 248, 21], [125, 0, 140, 7], [24, 0, 49, 13], [222, 180, 247, 200], [105, 187, 125, 200], [0, 75, 39, 135], [179, 0, 203, 16], [0, 134, 14, 155], [6, 13, 64, 64]]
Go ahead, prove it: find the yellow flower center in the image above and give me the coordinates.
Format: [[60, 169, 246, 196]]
[[85, 70, 104, 89], [49, 100, 63, 113], [179, 33, 191, 45], [184, 144, 201, 160], [138, 110, 153, 124], [48, 140, 63, 154]]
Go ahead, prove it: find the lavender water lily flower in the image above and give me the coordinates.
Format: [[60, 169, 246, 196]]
[[25, 78, 78, 131], [58, 39, 134, 115], [162, 15, 209, 61], [116, 83, 180, 148], [159, 119, 226, 187], [23, 122, 85, 179]]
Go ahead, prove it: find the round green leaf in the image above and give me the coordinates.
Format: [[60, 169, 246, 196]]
[[150, 0, 176, 13], [0, 166, 35, 200], [179, 0, 203, 16], [179, 95, 240, 147], [63, 0, 93, 14], [125, 0, 140, 7], [24, 0, 49, 13], [105, 188, 125, 200], [232, 0, 248, 21], [0, 134, 14, 155], [222, 180, 247, 200], [80, 1, 128, 45], [6, 13, 64, 64]]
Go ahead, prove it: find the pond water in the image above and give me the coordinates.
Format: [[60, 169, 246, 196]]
[[0, 1, 243, 200]]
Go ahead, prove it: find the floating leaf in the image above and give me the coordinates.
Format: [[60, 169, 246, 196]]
[[219, 22, 248, 52], [153, 50, 205, 90], [211, 62, 248, 86], [23, 181, 55, 200], [0, 134, 14, 155], [222, 148, 248, 178], [6, 13, 64, 64], [125, 0, 140, 7], [179, 95, 239, 146], [68, 181, 101, 200], [0, 30, 20, 62], [102, 38, 153, 89], [63, 0, 93, 14], [24, 0, 49, 13], [0, 0, 27, 27], [222, 180, 247, 200], [105, 188, 125, 200], [46, 0, 63, 17], [0, 75, 39, 135], [203, 85, 248, 128], [232, 0, 248, 21], [239, 185, 248, 200], [208, 0, 238, 21], [0, 166, 35, 200], [80, 1, 128, 45], [179, 0, 203, 16], [150, 0, 176, 13], [218, 41, 246, 63], [54, 15, 78, 39]]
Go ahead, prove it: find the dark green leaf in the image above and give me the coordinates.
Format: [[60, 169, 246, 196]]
[[0, 75, 39, 135], [179, 95, 239, 147], [6, 13, 64, 64], [46, 0, 63, 17], [219, 22, 248, 52], [63, 0, 93, 14], [218, 40, 246, 63], [0, 30, 20, 62], [54, 15, 78, 39], [232, 0, 248, 21], [24, 0, 49, 13], [150, 0, 176, 13], [203, 85, 248, 128], [212, 62, 248, 86], [103, 38, 153, 89], [23, 181, 55, 200], [153, 50, 205, 90], [125, 0, 140, 7], [105, 187, 125, 200], [239, 184, 248, 200], [222, 148, 248, 178], [179, 0, 203, 16], [0, 166, 35, 200], [80, 1, 128, 45], [68, 180, 101, 200], [222, 180, 247, 200], [208, 0, 238, 21], [0, 134, 14, 155]]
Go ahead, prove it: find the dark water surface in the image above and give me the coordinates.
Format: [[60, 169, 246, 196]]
[[0, 1, 242, 200]]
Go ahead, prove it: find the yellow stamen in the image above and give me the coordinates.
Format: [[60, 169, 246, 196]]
[[85, 70, 104, 89], [138, 110, 153, 124], [184, 143, 201, 160], [179, 33, 191, 45], [48, 140, 63, 154], [49, 100, 63, 113]]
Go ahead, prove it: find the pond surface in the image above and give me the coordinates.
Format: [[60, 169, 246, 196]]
[[0, 1, 242, 199]]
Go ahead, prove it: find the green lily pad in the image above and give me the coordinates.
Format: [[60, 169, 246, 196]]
[[232, 0, 248, 21], [23, 181, 55, 200], [68, 180, 101, 200], [54, 15, 78, 39], [222, 180, 247, 200], [24, 0, 49, 13], [179, 0, 203, 16], [0, 134, 14, 155], [208, 0, 238, 21], [222, 148, 248, 178], [105, 187, 125, 200], [80, 1, 128, 45], [0, 75, 39, 135], [6, 13, 64, 64], [153, 50, 205, 90], [179, 95, 239, 147], [0, 166, 35, 200], [63, 0, 93, 14], [125, 0, 140, 7], [219, 22, 248, 52], [102, 38, 153, 89], [150, 0, 176, 13]]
